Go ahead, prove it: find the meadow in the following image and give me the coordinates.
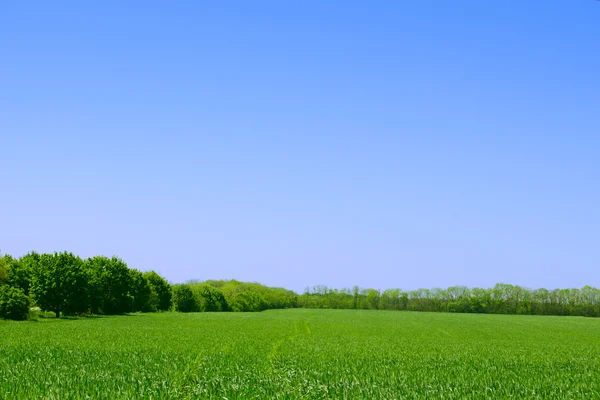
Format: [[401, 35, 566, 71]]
[[1, 309, 599, 399]]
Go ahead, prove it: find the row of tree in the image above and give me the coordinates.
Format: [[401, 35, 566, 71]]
[[0, 252, 298, 320], [0, 252, 171, 320], [2, 251, 599, 320], [299, 284, 600, 317], [172, 280, 298, 313]]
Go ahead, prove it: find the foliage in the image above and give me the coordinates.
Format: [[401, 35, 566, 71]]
[[300, 283, 600, 317], [172, 284, 198, 312], [0, 285, 29, 320], [168, 280, 298, 313], [7, 252, 36, 295], [86, 256, 134, 314], [2, 250, 599, 318], [143, 271, 172, 311], [129, 269, 153, 312], [30, 252, 88, 318], [188, 283, 228, 312], [1, 251, 173, 317], [0, 258, 8, 286]]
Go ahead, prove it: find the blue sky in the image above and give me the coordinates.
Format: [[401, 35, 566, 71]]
[[1, 1, 598, 292]]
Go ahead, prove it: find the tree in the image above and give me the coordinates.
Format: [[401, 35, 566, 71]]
[[143, 271, 172, 311], [532, 288, 550, 315], [381, 289, 401, 310], [86, 256, 133, 314], [30, 252, 88, 318], [470, 288, 491, 313], [0, 285, 29, 320], [360, 288, 381, 310], [189, 283, 228, 311], [172, 284, 198, 312], [129, 269, 152, 312], [8, 252, 37, 295], [0, 258, 8, 286], [221, 282, 267, 312], [0, 254, 11, 285], [352, 286, 360, 309]]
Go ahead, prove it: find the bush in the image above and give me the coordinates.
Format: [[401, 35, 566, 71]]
[[0, 286, 30, 321]]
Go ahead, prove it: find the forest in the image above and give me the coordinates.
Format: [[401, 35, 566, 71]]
[[1, 251, 599, 320]]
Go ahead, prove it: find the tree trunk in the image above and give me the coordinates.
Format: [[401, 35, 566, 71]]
[[55, 309, 60, 318]]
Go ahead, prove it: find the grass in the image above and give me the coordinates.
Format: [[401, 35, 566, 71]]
[[1, 309, 599, 399]]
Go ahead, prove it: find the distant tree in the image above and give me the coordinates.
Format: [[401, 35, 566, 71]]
[[143, 271, 172, 311], [360, 288, 381, 310], [352, 286, 360, 309], [190, 283, 229, 311], [470, 288, 491, 313], [129, 269, 153, 312], [8, 252, 37, 295], [0, 285, 29, 320], [296, 282, 600, 317], [30, 252, 88, 318], [0, 255, 9, 286], [267, 287, 298, 309], [221, 282, 267, 312], [532, 288, 550, 315], [383, 289, 404, 310], [172, 284, 198, 312], [86, 256, 133, 314], [409, 289, 428, 311]]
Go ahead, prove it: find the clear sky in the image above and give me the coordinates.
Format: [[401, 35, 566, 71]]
[[1, 1, 598, 293]]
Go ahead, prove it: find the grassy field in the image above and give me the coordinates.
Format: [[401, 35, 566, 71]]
[[1, 309, 599, 399]]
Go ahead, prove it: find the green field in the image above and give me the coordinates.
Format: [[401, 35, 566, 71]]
[[1, 309, 599, 399]]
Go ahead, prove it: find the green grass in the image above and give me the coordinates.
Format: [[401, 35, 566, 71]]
[[1, 309, 599, 399]]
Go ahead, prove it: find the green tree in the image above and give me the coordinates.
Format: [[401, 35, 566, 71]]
[[0, 285, 29, 320], [352, 286, 360, 309], [30, 252, 88, 318], [221, 282, 267, 312], [86, 256, 133, 314], [532, 288, 550, 315], [172, 284, 198, 312], [0, 254, 11, 285], [381, 289, 401, 310], [8, 252, 37, 295], [129, 269, 152, 312], [143, 271, 172, 311], [190, 283, 229, 311], [360, 288, 381, 310]]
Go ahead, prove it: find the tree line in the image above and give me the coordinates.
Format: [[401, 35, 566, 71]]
[[0, 251, 298, 320], [299, 284, 600, 317], [1, 251, 599, 320], [171, 280, 298, 313], [0, 252, 171, 320]]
